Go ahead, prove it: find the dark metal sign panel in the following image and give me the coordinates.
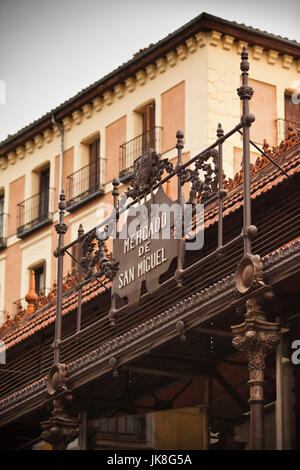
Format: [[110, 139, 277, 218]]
[[112, 186, 181, 307]]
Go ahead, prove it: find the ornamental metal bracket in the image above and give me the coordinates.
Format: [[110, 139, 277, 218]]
[[41, 363, 79, 450], [235, 253, 264, 295], [178, 148, 219, 205], [81, 228, 119, 281], [125, 148, 174, 200]]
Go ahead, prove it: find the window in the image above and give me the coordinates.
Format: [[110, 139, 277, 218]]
[[88, 138, 100, 190], [285, 93, 300, 130], [17, 164, 53, 238], [33, 264, 45, 296], [39, 167, 50, 220], [66, 136, 104, 211], [141, 103, 156, 152]]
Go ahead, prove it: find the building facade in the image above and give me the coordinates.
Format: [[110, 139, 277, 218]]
[[0, 13, 300, 450]]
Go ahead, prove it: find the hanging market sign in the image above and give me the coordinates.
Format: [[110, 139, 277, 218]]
[[111, 186, 183, 308]]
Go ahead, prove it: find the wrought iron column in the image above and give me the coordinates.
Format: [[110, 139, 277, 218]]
[[175, 130, 185, 287], [76, 224, 84, 334], [237, 46, 255, 255], [231, 296, 280, 449], [53, 191, 68, 365], [217, 123, 225, 252]]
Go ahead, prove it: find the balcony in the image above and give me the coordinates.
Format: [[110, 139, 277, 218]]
[[17, 189, 54, 238], [0, 213, 7, 249], [66, 159, 104, 212], [119, 126, 162, 181]]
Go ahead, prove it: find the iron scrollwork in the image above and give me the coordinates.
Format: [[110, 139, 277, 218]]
[[178, 148, 219, 204], [81, 228, 119, 281], [125, 148, 174, 200]]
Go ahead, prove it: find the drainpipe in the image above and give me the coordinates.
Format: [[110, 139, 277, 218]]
[[51, 115, 64, 198]]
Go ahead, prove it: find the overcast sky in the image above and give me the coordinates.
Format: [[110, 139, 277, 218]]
[[0, 0, 299, 143]]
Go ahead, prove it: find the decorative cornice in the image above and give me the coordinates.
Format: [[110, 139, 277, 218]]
[[268, 49, 279, 65], [282, 54, 293, 69], [43, 128, 53, 143], [136, 70, 147, 86], [33, 134, 43, 149], [53, 125, 61, 138], [252, 44, 264, 60], [176, 44, 188, 60], [16, 146, 25, 160], [237, 40, 248, 54], [124, 76, 136, 93], [166, 51, 177, 67], [7, 151, 16, 165], [0, 156, 8, 170], [209, 30, 222, 47], [185, 37, 197, 53], [194, 31, 206, 48], [114, 83, 125, 99], [262, 238, 300, 272], [103, 90, 114, 105], [156, 57, 167, 73], [82, 103, 93, 119], [145, 64, 156, 80], [0, 377, 47, 412], [25, 140, 35, 155], [72, 110, 82, 126], [92, 96, 103, 112], [62, 116, 72, 131], [223, 35, 235, 50]]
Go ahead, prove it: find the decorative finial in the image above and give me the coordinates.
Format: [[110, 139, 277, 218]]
[[25, 270, 38, 316], [58, 190, 66, 211], [78, 224, 84, 238], [176, 129, 184, 150], [217, 123, 224, 138]]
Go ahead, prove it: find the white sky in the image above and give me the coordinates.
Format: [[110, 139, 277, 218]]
[[0, 0, 299, 143]]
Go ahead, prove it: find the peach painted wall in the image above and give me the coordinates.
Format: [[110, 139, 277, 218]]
[[161, 81, 185, 154], [5, 242, 22, 315], [8, 175, 25, 237], [248, 78, 277, 146], [105, 116, 127, 184], [54, 147, 74, 211]]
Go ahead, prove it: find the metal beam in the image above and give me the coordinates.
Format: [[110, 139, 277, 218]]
[[195, 327, 234, 338], [122, 365, 212, 380], [214, 370, 248, 412]]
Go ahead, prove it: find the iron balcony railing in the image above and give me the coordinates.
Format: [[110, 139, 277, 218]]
[[119, 126, 162, 181], [0, 213, 7, 248], [276, 118, 300, 145], [17, 188, 54, 238], [66, 159, 104, 211]]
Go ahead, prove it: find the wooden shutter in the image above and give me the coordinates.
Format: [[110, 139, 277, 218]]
[[285, 94, 300, 123], [39, 168, 50, 218], [142, 103, 155, 152], [89, 138, 100, 188]]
